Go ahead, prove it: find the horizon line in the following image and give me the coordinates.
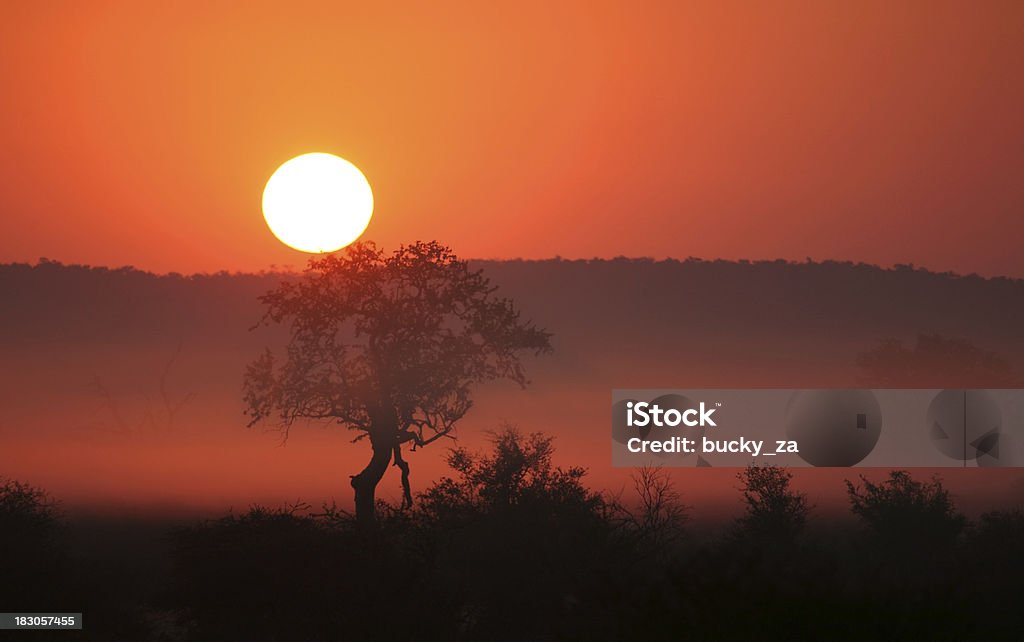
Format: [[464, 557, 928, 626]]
[[4, 255, 1023, 284]]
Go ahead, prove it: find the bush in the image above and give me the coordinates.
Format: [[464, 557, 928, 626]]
[[0, 478, 68, 608]]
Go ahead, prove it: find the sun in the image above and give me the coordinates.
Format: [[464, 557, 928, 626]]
[[262, 153, 374, 253]]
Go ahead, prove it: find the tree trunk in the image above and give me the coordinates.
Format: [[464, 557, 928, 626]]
[[392, 444, 413, 509], [350, 417, 396, 526]]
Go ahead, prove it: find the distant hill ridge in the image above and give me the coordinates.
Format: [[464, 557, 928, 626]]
[[2, 258, 1022, 371], [4, 255, 1023, 282]]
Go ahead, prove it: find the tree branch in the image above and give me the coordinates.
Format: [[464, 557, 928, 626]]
[[392, 443, 413, 508]]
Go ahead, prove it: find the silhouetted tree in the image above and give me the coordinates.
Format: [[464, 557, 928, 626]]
[[840, 471, 972, 638], [846, 470, 966, 551], [89, 342, 195, 437], [243, 242, 551, 524], [675, 467, 832, 640], [608, 466, 689, 556], [857, 333, 1019, 387], [733, 464, 809, 545]]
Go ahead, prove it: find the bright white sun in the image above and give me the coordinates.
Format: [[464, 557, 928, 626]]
[[262, 152, 374, 253]]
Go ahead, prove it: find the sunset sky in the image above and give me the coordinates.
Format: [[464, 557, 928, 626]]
[[2, 1, 1022, 276]]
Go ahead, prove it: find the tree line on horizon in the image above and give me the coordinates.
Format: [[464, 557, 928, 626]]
[[6, 252, 1024, 281]]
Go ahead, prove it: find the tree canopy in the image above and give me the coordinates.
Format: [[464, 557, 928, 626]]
[[243, 241, 552, 521]]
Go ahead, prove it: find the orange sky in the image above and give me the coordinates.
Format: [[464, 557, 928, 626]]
[[2, 1, 1022, 276]]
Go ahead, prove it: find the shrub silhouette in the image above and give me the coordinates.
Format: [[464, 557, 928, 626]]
[[0, 478, 68, 609], [607, 466, 690, 558], [165, 429, 630, 641], [846, 470, 966, 554], [165, 503, 449, 641], [733, 464, 809, 546], [840, 471, 972, 636], [418, 427, 600, 517], [15, 457, 1024, 640], [416, 428, 622, 640], [665, 466, 840, 640]]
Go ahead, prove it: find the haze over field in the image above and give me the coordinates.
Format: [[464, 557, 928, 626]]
[[3, 258, 1023, 520]]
